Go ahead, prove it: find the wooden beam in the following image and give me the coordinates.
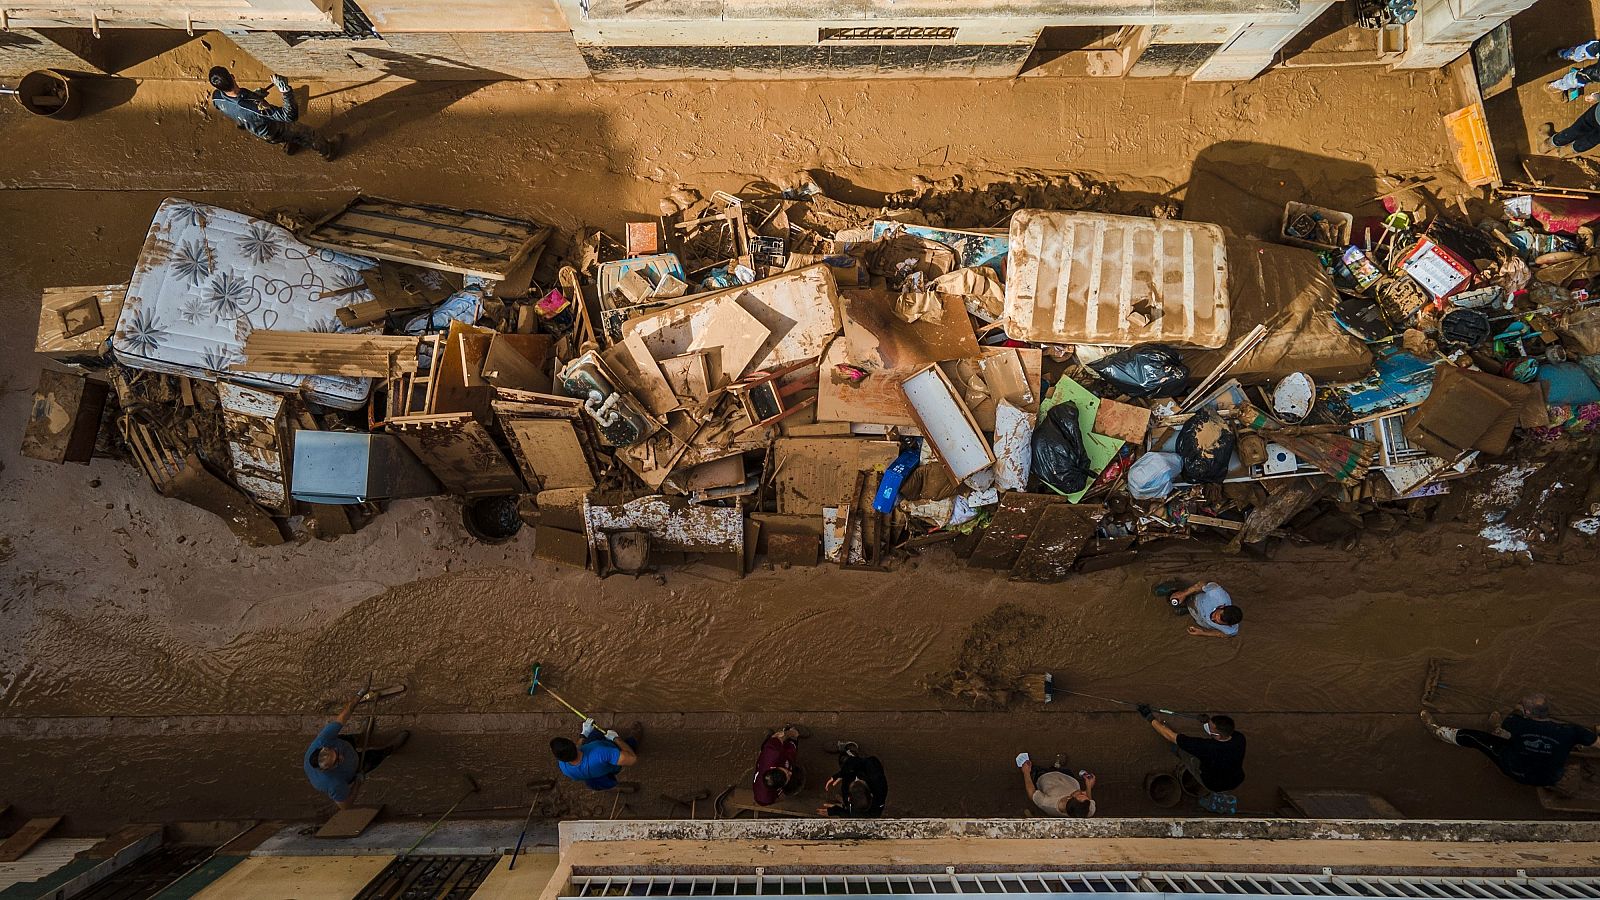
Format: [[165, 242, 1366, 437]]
[[0, 817, 62, 863]]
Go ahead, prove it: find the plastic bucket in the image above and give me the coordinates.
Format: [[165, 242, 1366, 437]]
[[1144, 771, 1183, 808], [14, 70, 81, 121]]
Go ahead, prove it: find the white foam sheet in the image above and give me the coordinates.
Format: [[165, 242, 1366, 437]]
[[113, 198, 379, 409]]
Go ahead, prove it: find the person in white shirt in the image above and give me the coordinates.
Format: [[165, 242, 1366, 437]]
[[1020, 755, 1097, 817]]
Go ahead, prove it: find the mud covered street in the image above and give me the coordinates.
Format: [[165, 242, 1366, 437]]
[[3, 46, 1600, 834]]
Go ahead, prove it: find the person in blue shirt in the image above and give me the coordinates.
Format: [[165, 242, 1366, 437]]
[[303, 690, 411, 808], [207, 66, 340, 161], [1167, 581, 1243, 638], [550, 719, 640, 791]]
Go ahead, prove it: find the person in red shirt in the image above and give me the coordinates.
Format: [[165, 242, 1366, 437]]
[[753, 725, 802, 805]]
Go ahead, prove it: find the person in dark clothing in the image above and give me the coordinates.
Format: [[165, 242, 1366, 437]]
[[753, 725, 802, 805], [207, 66, 340, 160], [1140, 705, 1246, 793], [303, 689, 410, 809], [1422, 693, 1597, 787], [818, 741, 887, 817], [1543, 107, 1600, 156]]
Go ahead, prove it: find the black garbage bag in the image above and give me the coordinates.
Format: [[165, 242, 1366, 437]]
[[1032, 401, 1093, 495], [1089, 343, 1189, 398], [1177, 408, 1236, 483]]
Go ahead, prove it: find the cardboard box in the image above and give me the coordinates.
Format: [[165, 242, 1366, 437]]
[[37, 284, 125, 363]]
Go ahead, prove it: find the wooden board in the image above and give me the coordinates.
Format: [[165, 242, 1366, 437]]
[[301, 196, 545, 280], [901, 364, 993, 481], [603, 334, 678, 417], [315, 807, 382, 839], [0, 817, 61, 862], [164, 453, 288, 547], [501, 418, 595, 491], [481, 334, 551, 393], [968, 492, 1070, 570], [1009, 503, 1105, 583], [392, 414, 525, 497], [771, 438, 901, 515], [1443, 103, 1500, 189], [535, 524, 589, 568], [1281, 789, 1403, 819], [21, 369, 108, 465], [716, 786, 820, 819], [685, 298, 770, 388], [766, 530, 821, 566], [234, 331, 420, 378]]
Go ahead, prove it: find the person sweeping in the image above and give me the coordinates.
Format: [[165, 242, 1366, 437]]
[[304, 689, 410, 809], [550, 718, 641, 791], [1422, 693, 1596, 787]]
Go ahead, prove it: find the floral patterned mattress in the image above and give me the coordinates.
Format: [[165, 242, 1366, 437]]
[[113, 198, 378, 409]]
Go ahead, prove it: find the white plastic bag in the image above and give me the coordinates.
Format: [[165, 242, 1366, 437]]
[[1128, 451, 1183, 500]]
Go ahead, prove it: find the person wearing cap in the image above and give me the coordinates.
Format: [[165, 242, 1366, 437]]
[[207, 65, 340, 161], [303, 690, 411, 809], [1422, 693, 1597, 787]]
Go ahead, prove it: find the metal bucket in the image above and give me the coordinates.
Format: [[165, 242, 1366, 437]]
[[7, 70, 82, 120]]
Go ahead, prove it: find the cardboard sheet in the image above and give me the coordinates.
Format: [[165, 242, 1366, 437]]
[[624, 264, 841, 381], [817, 289, 981, 426]]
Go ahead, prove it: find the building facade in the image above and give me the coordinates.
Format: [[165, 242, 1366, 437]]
[[0, 0, 1537, 80]]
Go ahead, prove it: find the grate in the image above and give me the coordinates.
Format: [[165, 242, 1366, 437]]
[[73, 845, 216, 900], [819, 26, 958, 42], [565, 871, 1600, 900], [356, 855, 498, 900], [284, 0, 380, 42]]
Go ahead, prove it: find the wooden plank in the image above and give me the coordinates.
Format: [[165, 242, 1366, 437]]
[[1281, 789, 1403, 819], [1008, 503, 1104, 584], [0, 817, 62, 862], [301, 196, 544, 280], [968, 492, 1069, 570], [535, 524, 590, 569], [315, 807, 382, 839], [233, 331, 420, 377], [501, 418, 595, 491]]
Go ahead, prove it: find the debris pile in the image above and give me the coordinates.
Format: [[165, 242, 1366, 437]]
[[21, 174, 1600, 571]]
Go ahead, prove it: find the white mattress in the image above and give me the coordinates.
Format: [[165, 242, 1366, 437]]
[[113, 198, 379, 409]]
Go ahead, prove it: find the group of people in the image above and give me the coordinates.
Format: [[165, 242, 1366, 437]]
[[1543, 39, 1600, 156], [299, 576, 1594, 817]]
